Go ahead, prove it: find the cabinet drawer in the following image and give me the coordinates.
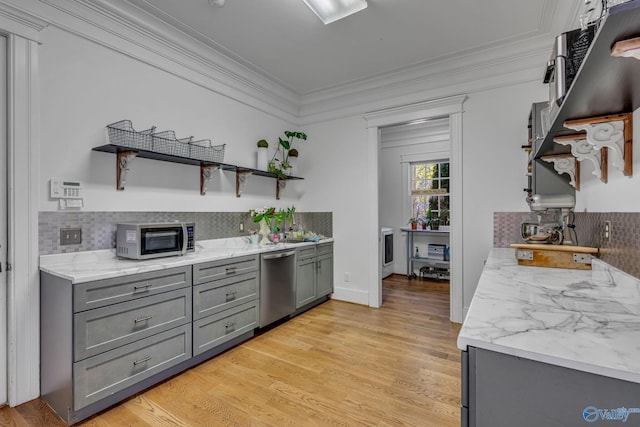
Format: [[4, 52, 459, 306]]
[[317, 242, 333, 255], [297, 246, 316, 262], [73, 266, 192, 313], [73, 324, 191, 410], [193, 301, 258, 356], [74, 288, 192, 361], [193, 255, 258, 285], [193, 272, 258, 320]]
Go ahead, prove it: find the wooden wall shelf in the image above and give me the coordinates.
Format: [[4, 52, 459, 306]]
[[92, 144, 303, 199]]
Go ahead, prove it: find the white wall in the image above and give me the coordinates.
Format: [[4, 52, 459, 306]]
[[299, 116, 370, 304], [461, 81, 548, 311], [39, 27, 301, 213]]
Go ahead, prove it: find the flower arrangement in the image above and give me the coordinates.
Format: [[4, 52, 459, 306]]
[[250, 207, 276, 227]]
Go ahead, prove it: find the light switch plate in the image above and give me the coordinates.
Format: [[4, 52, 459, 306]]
[[60, 228, 82, 245]]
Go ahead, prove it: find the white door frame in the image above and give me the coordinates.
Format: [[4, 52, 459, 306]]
[[0, 34, 7, 406], [0, 5, 44, 404], [363, 95, 465, 323]]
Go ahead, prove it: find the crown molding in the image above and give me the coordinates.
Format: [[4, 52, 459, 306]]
[[0, 0, 575, 127], [0, 0, 300, 122], [301, 35, 551, 125], [0, 0, 48, 41]]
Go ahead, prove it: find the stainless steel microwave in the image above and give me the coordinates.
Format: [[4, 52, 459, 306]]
[[116, 222, 195, 260]]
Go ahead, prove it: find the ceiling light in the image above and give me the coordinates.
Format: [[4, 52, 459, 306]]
[[303, 0, 367, 24]]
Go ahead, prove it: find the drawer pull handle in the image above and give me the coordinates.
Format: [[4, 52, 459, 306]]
[[225, 267, 237, 274], [134, 315, 153, 323], [224, 322, 235, 333], [133, 355, 152, 366], [225, 291, 237, 301], [134, 283, 153, 291]]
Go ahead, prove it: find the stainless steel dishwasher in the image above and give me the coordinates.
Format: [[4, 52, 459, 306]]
[[259, 250, 296, 328]]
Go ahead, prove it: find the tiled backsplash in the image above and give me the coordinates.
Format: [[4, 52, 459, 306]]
[[494, 211, 640, 280], [39, 211, 332, 255]]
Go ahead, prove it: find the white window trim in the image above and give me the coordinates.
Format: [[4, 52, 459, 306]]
[[407, 159, 451, 221]]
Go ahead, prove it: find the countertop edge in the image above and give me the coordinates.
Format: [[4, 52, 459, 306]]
[[40, 237, 334, 284], [457, 337, 640, 385]]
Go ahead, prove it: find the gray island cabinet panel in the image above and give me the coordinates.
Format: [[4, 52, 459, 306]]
[[462, 347, 640, 427]]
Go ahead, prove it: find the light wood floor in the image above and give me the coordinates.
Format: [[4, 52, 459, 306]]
[[0, 275, 461, 426]]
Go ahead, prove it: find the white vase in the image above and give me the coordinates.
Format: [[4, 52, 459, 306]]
[[257, 147, 268, 171], [288, 157, 296, 176], [259, 220, 271, 244]]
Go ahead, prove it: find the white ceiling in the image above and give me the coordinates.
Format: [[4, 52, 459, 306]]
[[127, 0, 580, 95]]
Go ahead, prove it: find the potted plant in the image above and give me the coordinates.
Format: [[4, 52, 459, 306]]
[[269, 130, 307, 178], [420, 217, 428, 230], [428, 209, 440, 230], [408, 217, 419, 230], [256, 139, 269, 170]]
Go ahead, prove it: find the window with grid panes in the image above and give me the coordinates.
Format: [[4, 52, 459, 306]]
[[410, 160, 450, 225]]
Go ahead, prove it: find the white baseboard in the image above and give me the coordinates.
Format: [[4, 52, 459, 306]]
[[332, 287, 370, 306]]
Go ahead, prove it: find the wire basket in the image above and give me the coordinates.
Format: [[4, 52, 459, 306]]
[[190, 139, 226, 163], [105, 120, 155, 151], [151, 130, 193, 157]]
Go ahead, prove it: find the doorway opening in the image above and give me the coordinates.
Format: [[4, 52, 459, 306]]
[[364, 95, 465, 323]]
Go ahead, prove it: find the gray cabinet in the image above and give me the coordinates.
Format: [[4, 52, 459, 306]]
[[296, 243, 333, 309], [316, 243, 334, 297], [296, 247, 317, 308], [41, 243, 332, 424], [461, 347, 640, 427], [41, 266, 193, 424], [73, 324, 191, 409], [192, 256, 259, 356]]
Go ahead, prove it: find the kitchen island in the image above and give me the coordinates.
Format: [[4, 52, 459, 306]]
[[458, 248, 640, 427]]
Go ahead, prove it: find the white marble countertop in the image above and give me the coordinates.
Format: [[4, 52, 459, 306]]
[[40, 237, 334, 284], [458, 247, 640, 384]]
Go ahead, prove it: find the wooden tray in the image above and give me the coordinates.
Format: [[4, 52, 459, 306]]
[[510, 244, 599, 270]]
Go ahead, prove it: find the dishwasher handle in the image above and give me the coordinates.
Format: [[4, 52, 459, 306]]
[[262, 251, 296, 260]]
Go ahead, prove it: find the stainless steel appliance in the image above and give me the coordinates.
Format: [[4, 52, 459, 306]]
[[116, 222, 195, 259], [523, 194, 575, 245], [259, 250, 296, 327], [543, 25, 597, 121], [381, 227, 393, 278]]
